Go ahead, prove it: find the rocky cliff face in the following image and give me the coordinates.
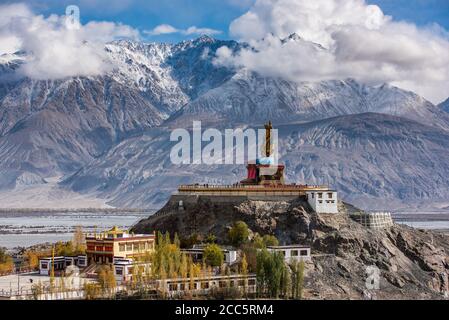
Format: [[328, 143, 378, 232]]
[[132, 196, 449, 299], [0, 77, 164, 187]]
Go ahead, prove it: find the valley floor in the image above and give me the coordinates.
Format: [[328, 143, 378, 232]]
[[0, 177, 112, 209]]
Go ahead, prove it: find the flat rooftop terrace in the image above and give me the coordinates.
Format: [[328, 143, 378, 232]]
[[177, 184, 331, 196]]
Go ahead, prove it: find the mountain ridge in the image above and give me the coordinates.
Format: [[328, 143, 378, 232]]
[[0, 36, 447, 209], [61, 112, 449, 210]]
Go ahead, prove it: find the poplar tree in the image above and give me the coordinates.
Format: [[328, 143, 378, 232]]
[[241, 254, 248, 296], [72, 226, 86, 254], [180, 254, 188, 280]]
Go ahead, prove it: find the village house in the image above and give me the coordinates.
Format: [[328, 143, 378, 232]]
[[85, 226, 156, 264], [39, 255, 87, 275], [113, 257, 151, 283], [181, 245, 238, 265], [266, 245, 312, 262]]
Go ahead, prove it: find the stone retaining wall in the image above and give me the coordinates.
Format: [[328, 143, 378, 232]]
[[351, 212, 394, 230]]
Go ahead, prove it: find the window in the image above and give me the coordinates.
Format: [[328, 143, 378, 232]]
[[318, 193, 323, 199], [291, 250, 299, 257], [201, 282, 209, 289], [238, 280, 245, 286], [248, 279, 256, 286], [300, 249, 308, 256], [126, 244, 132, 251], [318, 200, 323, 204], [115, 268, 123, 275], [328, 193, 333, 199], [119, 244, 125, 252], [41, 262, 48, 269], [169, 284, 178, 291], [219, 281, 227, 288]]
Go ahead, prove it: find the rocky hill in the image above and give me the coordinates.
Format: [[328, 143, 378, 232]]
[[132, 195, 449, 299]]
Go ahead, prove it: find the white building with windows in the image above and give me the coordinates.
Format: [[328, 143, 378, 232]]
[[181, 245, 238, 265], [39, 255, 87, 275], [306, 190, 338, 213], [113, 257, 151, 283], [266, 245, 311, 262]]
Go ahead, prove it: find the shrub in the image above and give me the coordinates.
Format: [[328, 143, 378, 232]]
[[262, 235, 279, 247], [228, 221, 249, 247], [203, 244, 224, 267]]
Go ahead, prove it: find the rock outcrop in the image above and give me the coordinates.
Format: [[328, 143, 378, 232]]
[[132, 195, 449, 299]]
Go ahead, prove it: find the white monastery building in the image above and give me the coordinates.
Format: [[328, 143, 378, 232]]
[[306, 190, 338, 214]]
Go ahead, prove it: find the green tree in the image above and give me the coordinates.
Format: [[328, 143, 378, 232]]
[[181, 233, 202, 248], [290, 260, 305, 299], [203, 244, 224, 267], [252, 233, 265, 249], [241, 253, 249, 297], [241, 254, 248, 275], [205, 233, 217, 244], [252, 234, 279, 248], [180, 254, 188, 279], [173, 233, 181, 248], [263, 235, 279, 247], [280, 265, 291, 298], [228, 221, 249, 247], [241, 243, 258, 272], [256, 249, 286, 298], [55, 241, 75, 256]]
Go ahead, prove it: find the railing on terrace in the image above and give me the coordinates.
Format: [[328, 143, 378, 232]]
[[178, 184, 329, 190]]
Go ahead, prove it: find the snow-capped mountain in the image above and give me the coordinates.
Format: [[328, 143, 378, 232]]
[[0, 36, 239, 189], [105, 36, 239, 117], [440, 97, 449, 113], [0, 35, 448, 210], [169, 71, 449, 130]]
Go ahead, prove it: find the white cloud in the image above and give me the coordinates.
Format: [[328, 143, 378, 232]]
[[0, 3, 139, 80], [145, 24, 179, 35], [145, 24, 221, 36], [216, 0, 449, 104], [183, 26, 221, 36]]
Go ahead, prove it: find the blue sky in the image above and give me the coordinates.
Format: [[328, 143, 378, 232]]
[[2, 0, 448, 42]]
